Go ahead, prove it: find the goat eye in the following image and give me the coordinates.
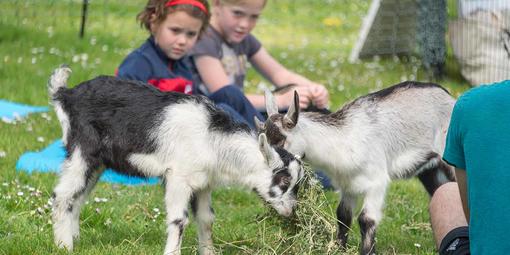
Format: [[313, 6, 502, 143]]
[[279, 177, 291, 192]]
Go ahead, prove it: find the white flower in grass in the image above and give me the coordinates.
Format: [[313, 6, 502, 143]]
[[72, 55, 80, 63], [81, 53, 88, 62], [0, 151, 6, 158], [47, 26, 54, 38], [414, 243, 421, 248], [95, 208, 101, 214], [153, 208, 160, 213], [94, 197, 108, 203], [13, 112, 23, 121], [49, 47, 62, 56], [37, 137, 45, 143], [41, 112, 51, 121], [2, 182, 8, 186], [102, 45, 109, 52], [17, 191, 24, 196], [2, 117, 14, 124]]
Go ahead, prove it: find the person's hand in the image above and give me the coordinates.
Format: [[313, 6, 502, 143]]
[[277, 86, 312, 109], [308, 83, 329, 109]]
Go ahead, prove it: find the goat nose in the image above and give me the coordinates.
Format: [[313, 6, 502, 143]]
[[281, 209, 292, 217], [278, 207, 292, 217]]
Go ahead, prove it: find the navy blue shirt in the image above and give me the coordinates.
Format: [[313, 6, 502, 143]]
[[117, 36, 194, 94]]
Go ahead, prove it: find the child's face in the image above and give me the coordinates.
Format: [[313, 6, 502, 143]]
[[151, 11, 203, 60], [214, 0, 265, 44]]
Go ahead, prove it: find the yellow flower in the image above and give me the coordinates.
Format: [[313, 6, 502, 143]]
[[322, 17, 342, 27]]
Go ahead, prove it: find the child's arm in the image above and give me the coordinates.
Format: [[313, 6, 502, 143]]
[[117, 56, 152, 82], [194, 54, 315, 110], [250, 47, 329, 109], [193, 55, 232, 93]]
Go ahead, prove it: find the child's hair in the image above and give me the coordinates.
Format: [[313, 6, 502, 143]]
[[217, 0, 267, 7], [137, 0, 210, 35]]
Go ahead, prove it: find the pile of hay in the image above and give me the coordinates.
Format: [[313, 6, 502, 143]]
[[254, 165, 352, 254]]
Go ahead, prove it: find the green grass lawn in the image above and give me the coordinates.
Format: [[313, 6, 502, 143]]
[[0, 0, 471, 254]]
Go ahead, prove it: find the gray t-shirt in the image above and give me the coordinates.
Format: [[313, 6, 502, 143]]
[[189, 27, 262, 95]]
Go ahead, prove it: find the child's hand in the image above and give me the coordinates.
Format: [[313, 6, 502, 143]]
[[309, 84, 329, 109], [277, 86, 312, 109], [293, 86, 314, 109]]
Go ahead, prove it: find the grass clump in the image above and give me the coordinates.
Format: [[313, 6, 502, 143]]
[[254, 165, 356, 254]]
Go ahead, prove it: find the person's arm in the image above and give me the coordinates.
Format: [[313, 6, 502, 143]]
[[249, 47, 329, 109], [455, 168, 470, 222], [429, 182, 468, 249], [193, 55, 232, 93], [117, 55, 152, 82]]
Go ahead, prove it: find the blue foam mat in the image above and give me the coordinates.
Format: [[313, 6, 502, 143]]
[[0, 99, 48, 120], [16, 140, 159, 185]]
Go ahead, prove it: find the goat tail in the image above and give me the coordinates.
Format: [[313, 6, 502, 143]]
[[48, 64, 72, 100]]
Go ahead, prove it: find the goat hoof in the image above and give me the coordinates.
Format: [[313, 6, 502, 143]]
[[55, 239, 73, 252]]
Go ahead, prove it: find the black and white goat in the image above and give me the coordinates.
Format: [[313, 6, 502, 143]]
[[259, 82, 456, 255], [48, 66, 304, 255]]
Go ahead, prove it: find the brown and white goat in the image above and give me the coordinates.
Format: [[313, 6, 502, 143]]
[[258, 82, 456, 254], [48, 66, 303, 255]]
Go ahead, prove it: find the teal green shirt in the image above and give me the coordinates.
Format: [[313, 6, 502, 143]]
[[443, 80, 510, 255]]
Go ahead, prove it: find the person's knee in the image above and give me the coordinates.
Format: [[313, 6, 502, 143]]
[[209, 85, 246, 105]]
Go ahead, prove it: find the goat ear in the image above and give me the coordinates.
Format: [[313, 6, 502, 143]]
[[265, 89, 279, 116], [254, 116, 265, 132], [283, 91, 300, 128], [258, 133, 274, 163]]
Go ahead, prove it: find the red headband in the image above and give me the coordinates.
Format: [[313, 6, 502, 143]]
[[165, 0, 208, 15]]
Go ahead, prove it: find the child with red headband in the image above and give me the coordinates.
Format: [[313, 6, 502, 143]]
[[189, 0, 330, 120], [117, 0, 210, 94], [117, 0, 263, 129]]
